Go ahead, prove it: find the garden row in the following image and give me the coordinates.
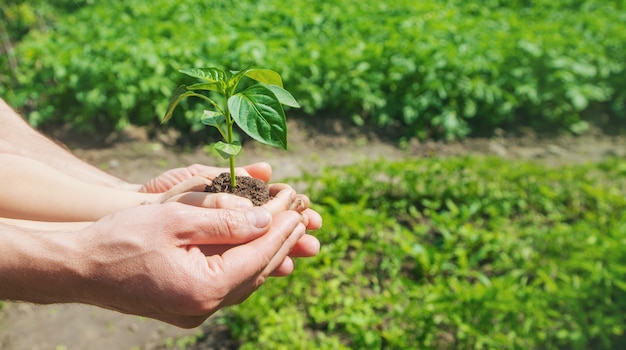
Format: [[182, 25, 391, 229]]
[[1, 0, 625, 138], [206, 156, 625, 349]]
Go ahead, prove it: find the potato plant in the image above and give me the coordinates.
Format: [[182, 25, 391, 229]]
[[5, 0, 625, 138]]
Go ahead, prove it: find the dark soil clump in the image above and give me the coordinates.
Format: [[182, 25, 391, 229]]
[[205, 172, 270, 206]]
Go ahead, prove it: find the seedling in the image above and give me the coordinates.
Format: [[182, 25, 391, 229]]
[[162, 67, 299, 188]]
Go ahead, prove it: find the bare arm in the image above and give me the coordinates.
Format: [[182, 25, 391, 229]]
[[0, 217, 91, 230], [0, 98, 134, 189], [0, 153, 159, 221], [0, 99, 278, 194], [0, 193, 321, 328], [0, 222, 87, 304], [0, 153, 276, 222], [0, 204, 298, 317]]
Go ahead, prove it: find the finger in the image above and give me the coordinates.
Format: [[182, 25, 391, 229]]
[[174, 205, 272, 246], [263, 184, 297, 216], [269, 256, 295, 277], [171, 192, 253, 209], [186, 164, 250, 179], [159, 176, 211, 203], [189, 166, 250, 182], [268, 183, 293, 197], [203, 212, 303, 307], [198, 237, 312, 277], [289, 234, 321, 258], [289, 194, 311, 212], [219, 211, 304, 286], [140, 168, 194, 193], [301, 208, 323, 230], [194, 163, 268, 181], [267, 184, 312, 213], [243, 162, 272, 182], [261, 219, 306, 277], [197, 233, 319, 263], [141, 165, 215, 193]]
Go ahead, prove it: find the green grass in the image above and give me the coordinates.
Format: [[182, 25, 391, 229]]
[[215, 156, 626, 349]]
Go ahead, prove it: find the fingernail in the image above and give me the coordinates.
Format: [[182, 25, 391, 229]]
[[247, 207, 271, 228]]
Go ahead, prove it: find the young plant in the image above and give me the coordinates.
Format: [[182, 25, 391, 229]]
[[161, 67, 299, 188]]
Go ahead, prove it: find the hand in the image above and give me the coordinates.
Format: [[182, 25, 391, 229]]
[[138, 162, 272, 193], [0, 176, 321, 328], [77, 202, 308, 328], [147, 163, 322, 273], [161, 182, 322, 276]]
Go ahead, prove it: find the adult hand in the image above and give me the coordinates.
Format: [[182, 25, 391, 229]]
[[162, 182, 322, 276], [138, 162, 272, 193], [74, 202, 307, 328], [0, 178, 321, 329]]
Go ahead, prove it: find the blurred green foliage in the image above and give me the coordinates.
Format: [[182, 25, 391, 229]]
[[1, 0, 625, 137], [219, 156, 626, 349]]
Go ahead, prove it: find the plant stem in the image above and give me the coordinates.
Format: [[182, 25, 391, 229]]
[[229, 155, 236, 188], [225, 108, 237, 188]]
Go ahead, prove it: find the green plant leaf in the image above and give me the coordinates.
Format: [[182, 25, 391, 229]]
[[201, 110, 225, 126], [179, 67, 227, 82], [266, 84, 300, 108], [180, 68, 227, 94], [245, 69, 284, 87], [161, 85, 195, 123], [213, 141, 241, 159], [187, 82, 224, 93], [228, 84, 287, 149], [227, 67, 252, 94], [201, 110, 227, 138]]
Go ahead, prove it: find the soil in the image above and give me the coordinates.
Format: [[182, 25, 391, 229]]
[[0, 117, 625, 349], [205, 173, 270, 206]]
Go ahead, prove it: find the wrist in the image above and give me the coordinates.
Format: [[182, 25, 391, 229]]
[[0, 227, 88, 304]]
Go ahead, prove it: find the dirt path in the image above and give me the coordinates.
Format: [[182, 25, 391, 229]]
[[1, 120, 625, 349]]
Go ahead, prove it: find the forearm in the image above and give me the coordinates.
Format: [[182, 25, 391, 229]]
[[0, 225, 86, 304], [0, 217, 91, 231], [0, 154, 158, 221], [0, 99, 136, 189]]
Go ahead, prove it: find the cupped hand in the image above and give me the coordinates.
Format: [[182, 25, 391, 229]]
[[79, 202, 305, 328], [139, 162, 272, 193], [167, 181, 322, 277], [143, 162, 322, 278], [264, 183, 321, 273]]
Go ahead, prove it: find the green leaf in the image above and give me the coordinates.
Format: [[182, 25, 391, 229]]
[[187, 82, 224, 93], [161, 85, 194, 123], [214, 141, 241, 159], [245, 69, 284, 87], [180, 68, 227, 94], [227, 67, 252, 94], [201, 110, 225, 126], [179, 67, 227, 82], [266, 84, 300, 108], [228, 84, 288, 150], [201, 110, 227, 138]]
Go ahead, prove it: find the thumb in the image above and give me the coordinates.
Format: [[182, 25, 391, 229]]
[[210, 211, 305, 305], [243, 162, 272, 183], [175, 206, 272, 246]]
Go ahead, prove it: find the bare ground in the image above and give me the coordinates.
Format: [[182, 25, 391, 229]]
[[1, 119, 625, 349]]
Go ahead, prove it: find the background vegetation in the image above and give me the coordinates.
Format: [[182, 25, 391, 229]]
[[218, 156, 626, 349], [1, 0, 625, 139]]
